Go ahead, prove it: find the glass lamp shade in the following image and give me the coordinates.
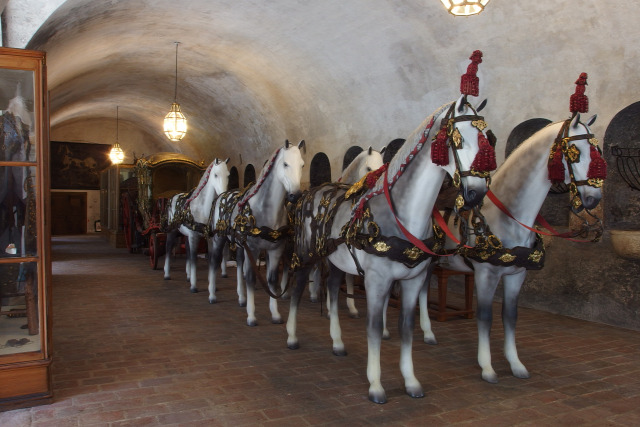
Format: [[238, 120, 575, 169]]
[[164, 102, 187, 141], [109, 142, 125, 165], [441, 0, 489, 16]]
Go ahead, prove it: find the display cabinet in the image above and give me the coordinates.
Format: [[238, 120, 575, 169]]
[[0, 48, 51, 409]]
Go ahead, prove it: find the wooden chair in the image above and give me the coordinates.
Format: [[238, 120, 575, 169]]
[[427, 266, 474, 321]]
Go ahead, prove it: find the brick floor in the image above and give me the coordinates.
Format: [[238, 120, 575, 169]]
[[1, 235, 639, 426]]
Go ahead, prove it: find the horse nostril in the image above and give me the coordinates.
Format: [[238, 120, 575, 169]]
[[466, 190, 477, 202]]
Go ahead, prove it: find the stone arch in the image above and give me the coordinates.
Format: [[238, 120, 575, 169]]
[[342, 146, 363, 171], [604, 101, 640, 229], [383, 138, 405, 164], [244, 164, 256, 187], [505, 118, 552, 159], [229, 166, 239, 190], [310, 152, 332, 187]]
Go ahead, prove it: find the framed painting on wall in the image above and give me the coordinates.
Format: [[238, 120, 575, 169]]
[[50, 141, 112, 190]]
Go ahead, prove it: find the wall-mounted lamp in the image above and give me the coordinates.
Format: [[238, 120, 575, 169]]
[[441, 0, 489, 16]]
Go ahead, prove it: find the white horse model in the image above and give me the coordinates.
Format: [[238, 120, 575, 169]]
[[208, 140, 305, 326], [418, 111, 605, 384], [287, 92, 496, 403], [307, 146, 385, 314], [163, 158, 230, 293]]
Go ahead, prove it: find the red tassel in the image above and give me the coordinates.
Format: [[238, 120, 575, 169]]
[[471, 132, 497, 172], [587, 145, 607, 180], [460, 50, 483, 96], [570, 72, 589, 114], [431, 127, 449, 166], [548, 145, 566, 183], [365, 164, 388, 188]]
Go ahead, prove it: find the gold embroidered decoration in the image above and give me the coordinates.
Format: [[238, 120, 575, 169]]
[[251, 227, 261, 236], [566, 144, 580, 163], [403, 246, 423, 261], [588, 137, 599, 146], [528, 250, 543, 264], [499, 253, 516, 263], [588, 178, 604, 188], [290, 253, 301, 270], [373, 241, 391, 253], [269, 230, 281, 240], [451, 128, 463, 148], [472, 119, 487, 131], [455, 194, 465, 210], [345, 174, 367, 199]]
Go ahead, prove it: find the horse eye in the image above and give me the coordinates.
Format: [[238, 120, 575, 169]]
[[284, 162, 289, 167], [214, 174, 218, 178], [366, 167, 372, 172]]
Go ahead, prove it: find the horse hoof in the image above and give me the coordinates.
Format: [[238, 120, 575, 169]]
[[221, 274, 228, 278], [287, 342, 300, 350], [309, 296, 318, 303], [382, 330, 391, 340], [349, 312, 360, 319], [512, 368, 530, 379], [332, 348, 347, 357], [482, 371, 499, 384], [164, 276, 170, 280], [190, 288, 198, 293], [406, 387, 424, 399], [238, 301, 247, 307], [271, 318, 284, 324], [209, 298, 216, 304], [247, 320, 257, 327], [368, 391, 387, 404], [423, 336, 438, 345]]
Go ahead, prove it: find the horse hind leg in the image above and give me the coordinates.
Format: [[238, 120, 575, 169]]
[[344, 274, 359, 318], [207, 236, 225, 303], [220, 243, 229, 278], [235, 247, 247, 307], [163, 230, 178, 280], [187, 234, 200, 293], [502, 271, 530, 380], [242, 249, 258, 326]]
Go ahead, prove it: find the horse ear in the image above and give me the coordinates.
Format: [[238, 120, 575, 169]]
[[380, 146, 386, 154], [298, 140, 306, 153], [476, 98, 488, 112], [225, 157, 230, 164], [368, 146, 373, 155], [571, 113, 581, 128], [457, 95, 468, 114], [214, 158, 220, 165], [285, 139, 291, 149], [587, 114, 597, 127]]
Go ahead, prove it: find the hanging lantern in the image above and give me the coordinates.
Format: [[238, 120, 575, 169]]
[[110, 106, 125, 165], [164, 42, 187, 141], [441, 0, 490, 16]]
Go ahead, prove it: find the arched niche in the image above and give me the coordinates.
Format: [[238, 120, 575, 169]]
[[604, 101, 640, 230], [229, 166, 239, 190], [342, 146, 363, 171], [505, 118, 552, 159], [383, 138, 405, 164], [310, 152, 332, 187], [244, 164, 256, 187]]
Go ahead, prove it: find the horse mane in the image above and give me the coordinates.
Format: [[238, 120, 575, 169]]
[[365, 101, 453, 197], [239, 147, 282, 208], [186, 160, 215, 204]]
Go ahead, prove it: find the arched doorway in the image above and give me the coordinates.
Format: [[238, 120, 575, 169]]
[[342, 146, 363, 171], [383, 138, 405, 164], [310, 152, 332, 187], [244, 164, 256, 187], [229, 166, 239, 190]]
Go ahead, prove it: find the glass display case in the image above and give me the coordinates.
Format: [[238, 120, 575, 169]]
[[0, 48, 51, 409]]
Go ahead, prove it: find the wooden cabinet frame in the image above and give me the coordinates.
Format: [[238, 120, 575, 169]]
[[0, 47, 52, 410]]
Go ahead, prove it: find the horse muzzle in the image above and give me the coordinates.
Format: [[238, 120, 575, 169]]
[[460, 185, 487, 210], [286, 192, 302, 204]]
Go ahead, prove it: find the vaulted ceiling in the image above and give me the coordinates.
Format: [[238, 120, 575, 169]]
[[7, 0, 639, 174]]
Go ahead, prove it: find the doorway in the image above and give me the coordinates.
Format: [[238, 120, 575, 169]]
[[51, 192, 87, 235]]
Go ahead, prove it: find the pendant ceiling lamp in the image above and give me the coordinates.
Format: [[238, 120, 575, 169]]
[[109, 106, 125, 164], [164, 41, 187, 141], [441, 0, 489, 16]]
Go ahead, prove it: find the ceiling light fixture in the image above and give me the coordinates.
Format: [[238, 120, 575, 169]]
[[164, 41, 187, 141], [441, 0, 489, 16], [109, 106, 125, 164]]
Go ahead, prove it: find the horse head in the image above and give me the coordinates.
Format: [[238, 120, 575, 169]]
[[435, 95, 496, 210], [277, 140, 306, 202], [211, 157, 230, 196], [561, 113, 605, 211]]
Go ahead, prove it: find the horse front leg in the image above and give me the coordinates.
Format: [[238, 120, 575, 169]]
[[475, 265, 500, 383], [163, 229, 178, 280], [502, 270, 530, 379], [418, 268, 437, 345], [207, 235, 225, 303], [220, 242, 229, 278], [344, 274, 359, 318], [243, 248, 257, 326], [266, 247, 285, 324], [187, 233, 200, 293], [399, 275, 425, 399], [364, 274, 393, 404], [286, 265, 311, 350], [327, 262, 346, 356]]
